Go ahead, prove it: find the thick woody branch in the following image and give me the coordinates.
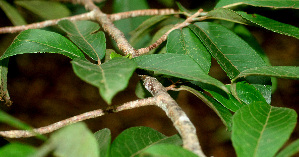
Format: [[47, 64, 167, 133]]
[[141, 75, 206, 157]]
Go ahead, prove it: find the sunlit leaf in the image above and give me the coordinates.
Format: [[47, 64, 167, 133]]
[[94, 128, 111, 157], [0, 1, 26, 26]]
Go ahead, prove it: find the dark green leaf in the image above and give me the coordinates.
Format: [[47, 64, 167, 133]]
[[94, 128, 111, 157], [71, 58, 136, 104], [276, 139, 299, 157], [237, 12, 299, 39], [1, 29, 85, 60], [0, 0, 26, 26], [133, 53, 228, 93], [137, 144, 197, 157], [166, 28, 211, 73], [206, 8, 249, 25], [235, 81, 267, 104], [0, 59, 11, 106], [216, 0, 299, 9], [110, 126, 182, 157], [0, 143, 36, 157], [157, 0, 175, 7], [58, 20, 106, 61], [176, 2, 192, 14], [232, 102, 297, 157], [15, 1, 70, 20], [188, 22, 267, 79]]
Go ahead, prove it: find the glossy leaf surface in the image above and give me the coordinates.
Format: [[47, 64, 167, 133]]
[[72, 58, 136, 104]]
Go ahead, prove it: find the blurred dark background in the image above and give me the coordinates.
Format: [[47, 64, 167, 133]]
[[0, 0, 298, 156]]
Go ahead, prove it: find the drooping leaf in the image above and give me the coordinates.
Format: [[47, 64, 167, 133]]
[[276, 139, 299, 157], [58, 20, 106, 61], [71, 58, 136, 104], [15, 0, 70, 20], [0, 0, 26, 26], [32, 123, 99, 157], [0, 143, 36, 157], [206, 8, 249, 25], [178, 85, 233, 130], [237, 12, 299, 39], [110, 126, 182, 157], [94, 128, 111, 157], [166, 28, 211, 73], [188, 22, 267, 79], [216, 0, 299, 9], [133, 53, 228, 93], [232, 102, 297, 157], [235, 81, 267, 105], [0, 58, 11, 106], [137, 144, 198, 157], [1, 29, 85, 60]]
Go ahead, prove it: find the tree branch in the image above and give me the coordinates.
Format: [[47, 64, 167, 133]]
[[108, 9, 176, 21]]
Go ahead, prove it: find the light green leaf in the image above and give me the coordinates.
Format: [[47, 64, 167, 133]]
[[188, 22, 267, 79], [137, 144, 198, 157], [276, 139, 299, 157], [110, 126, 182, 157], [94, 128, 111, 157], [1, 29, 85, 60], [133, 53, 228, 93], [0, 0, 26, 26], [0, 143, 36, 157], [216, 0, 299, 9], [206, 8, 249, 25], [166, 28, 211, 73], [15, 0, 70, 20], [32, 123, 99, 157], [58, 20, 106, 61], [71, 58, 136, 104], [237, 12, 299, 39], [232, 102, 297, 157]]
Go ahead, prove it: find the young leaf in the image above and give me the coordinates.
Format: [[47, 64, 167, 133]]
[[58, 20, 106, 61], [166, 28, 211, 74], [137, 144, 198, 157], [110, 126, 182, 157], [133, 53, 228, 93], [188, 22, 267, 79], [0, 0, 27, 26], [94, 128, 111, 157], [206, 8, 249, 25], [237, 12, 299, 39], [71, 58, 137, 104], [232, 102, 297, 157], [216, 0, 299, 9], [276, 139, 299, 157], [0, 143, 36, 157], [15, 0, 70, 20], [1, 29, 85, 60]]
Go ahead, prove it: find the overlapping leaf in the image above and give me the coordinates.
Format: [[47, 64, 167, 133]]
[[276, 139, 299, 157], [167, 28, 211, 73], [110, 126, 182, 157], [94, 128, 111, 157], [0, 1, 26, 26], [71, 58, 136, 104], [235, 81, 267, 105], [232, 102, 297, 157], [1, 29, 85, 60], [137, 144, 197, 157], [206, 8, 249, 25], [133, 53, 228, 93], [58, 20, 106, 61], [216, 0, 299, 9]]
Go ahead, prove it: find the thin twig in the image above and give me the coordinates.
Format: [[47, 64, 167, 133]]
[[108, 9, 176, 21]]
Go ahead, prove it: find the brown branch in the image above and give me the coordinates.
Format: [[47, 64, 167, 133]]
[[108, 9, 176, 21], [141, 75, 206, 157]]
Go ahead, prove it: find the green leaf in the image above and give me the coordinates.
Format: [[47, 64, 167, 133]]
[[110, 126, 182, 157], [15, 0, 70, 20], [32, 123, 99, 157], [235, 81, 267, 104], [206, 8, 249, 25], [58, 20, 106, 61], [176, 2, 192, 14], [94, 128, 111, 157], [0, 143, 36, 157], [179, 85, 233, 130], [216, 0, 299, 9], [1, 29, 84, 60], [133, 53, 228, 93], [276, 139, 299, 157], [71, 58, 136, 104], [232, 102, 297, 157], [0, 58, 11, 106], [0, 109, 31, 130], [137, 144, 198, 157], [0, 0, 27, 26], [188, 22, 267, 79], [166, 28, 211, 74], [157, 0, 175, 7], [237, 12, 299, 39]]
